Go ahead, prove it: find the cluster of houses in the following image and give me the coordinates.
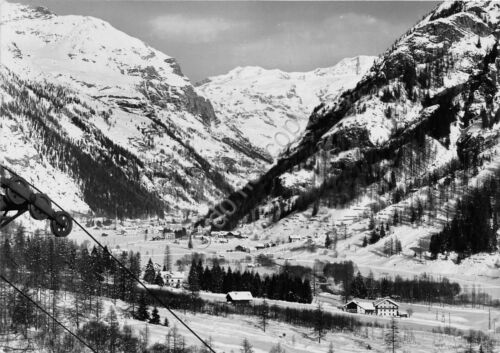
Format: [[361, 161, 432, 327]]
[[342, 297, 401, 317], [210, 230, 246, 238], [224, 294, 403, 319]]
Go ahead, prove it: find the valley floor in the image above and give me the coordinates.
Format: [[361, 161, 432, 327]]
[[79, 297, 495, 353]]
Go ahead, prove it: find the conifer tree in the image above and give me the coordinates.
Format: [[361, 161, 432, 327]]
[[154, 271, 165, 286], [369, 230, 380, 244], [136, 294, 150, 321], [143, 258, 156, 283], [394, 238, 403, 254], [188, 260, 200, 293], [393, 211, 399, 226], [149, 307, 160, 325], [380, 225, 386, 238], [241, 338, 254, 353], [351, 272, 367, 298], [368, 214, 375, 230], [325, 234, 332, 248]]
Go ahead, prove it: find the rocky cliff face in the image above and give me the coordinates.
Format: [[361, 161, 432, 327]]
[[196, 56, 375, 158], [0, 1, 269, 216], [202, 0, 500, 237]]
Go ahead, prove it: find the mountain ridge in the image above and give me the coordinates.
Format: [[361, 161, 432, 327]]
[[0, 0, 271, 216], [196, 55, 376, 158], [200, 0, 500, 265]]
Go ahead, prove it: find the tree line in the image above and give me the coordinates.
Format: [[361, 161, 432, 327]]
[[1, 72, 166, 218], [430, 177, 499, 260], [322, 261, 462, 304], [187, 259, 313, 304]]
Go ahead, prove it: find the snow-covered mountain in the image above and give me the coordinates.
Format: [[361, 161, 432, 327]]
[[0, 1, 271, 216], [196, 56, 375, 158], [202, 0, 500, 265]]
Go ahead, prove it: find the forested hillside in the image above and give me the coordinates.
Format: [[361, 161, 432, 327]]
[[201, 0, 500, 261], [0, 1, 271, 217]]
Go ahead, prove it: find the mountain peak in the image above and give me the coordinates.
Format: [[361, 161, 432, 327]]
[[0, 0, 271, 215], [197, 55, 376, 157]]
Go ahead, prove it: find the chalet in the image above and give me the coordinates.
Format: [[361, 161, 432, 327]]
[[343, 300, 375, 315], [226, 291, 253, 305], [161, 271, 185, 288], [255, 243, 266, 250], [235, 245, 250, 252], [373, 298, 399, 316], [289, 235, 302, 242], [110, 249, 126, 257], [161, 229, 175, 240]]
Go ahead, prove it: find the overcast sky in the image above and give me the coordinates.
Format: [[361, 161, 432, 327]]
[[17, 1, 439, 82]]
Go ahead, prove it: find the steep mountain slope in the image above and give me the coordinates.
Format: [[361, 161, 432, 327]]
[[202, 0, 500, 260], [0, 1, 269, 216], [196, 56, 375, 158]]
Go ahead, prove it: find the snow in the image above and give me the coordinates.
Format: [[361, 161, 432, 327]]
[[198, 56, 376, 158], [0, 2, 189, 91], [50, 292, 488, 353], [0, 1, 270, 210], [0, 117, 89, 215]]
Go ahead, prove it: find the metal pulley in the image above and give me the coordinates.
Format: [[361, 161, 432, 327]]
[[50, 211, 73, 237], [29, 193, 52, 220], [5, 176, 30, 206], [0, 175, 73, 237]]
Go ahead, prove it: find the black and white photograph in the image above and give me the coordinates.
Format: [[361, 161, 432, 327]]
[[0, 0, 499, 352]]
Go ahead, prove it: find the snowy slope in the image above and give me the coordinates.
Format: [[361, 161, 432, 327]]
[[197, 56, 375, 158], [202, 0, 500, 272], [0, 1, 270, 215]]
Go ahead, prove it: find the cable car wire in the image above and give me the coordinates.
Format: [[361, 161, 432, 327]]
[[0, 273, 98, 353], [0, 164, 217, 353]]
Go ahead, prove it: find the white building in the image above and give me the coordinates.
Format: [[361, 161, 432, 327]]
[[161, 271, 185, 288], [373, 298, 399, 316], [342, 298, 400, 317]]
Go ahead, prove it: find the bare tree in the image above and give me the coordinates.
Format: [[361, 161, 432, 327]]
[[269, 343, 286, 353], [384, 317, 401, 353], [260, 299, 269, 332], [314, 302, 326, 343], [164, 245, 172, 271]]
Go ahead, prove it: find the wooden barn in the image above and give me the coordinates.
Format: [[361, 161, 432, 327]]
[[226, 291, 253, 305], [343, 300, 375, 315]]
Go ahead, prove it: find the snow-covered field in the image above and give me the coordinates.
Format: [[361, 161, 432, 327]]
[[65, 200, 500, 302], [61, 216, 500, 341], [91, 297, 490, 353]]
